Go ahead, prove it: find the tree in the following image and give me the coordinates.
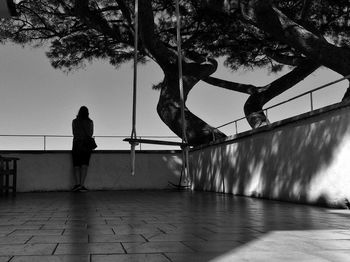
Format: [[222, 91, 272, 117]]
[[0, 0, 229, 145], [198, 0, 350, 127], [1, 0, 349, 144]]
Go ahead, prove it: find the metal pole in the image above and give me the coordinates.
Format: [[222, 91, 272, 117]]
[[131, 0, 138, 139], [310, 92, 314, 111], [130, 0, 139, 176], [175, 0, 186, 144]]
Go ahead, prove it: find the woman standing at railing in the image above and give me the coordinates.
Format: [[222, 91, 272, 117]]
[[71, 106, 94, 192]]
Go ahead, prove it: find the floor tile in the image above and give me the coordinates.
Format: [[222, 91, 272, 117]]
[[122, 241, 194, 253], [54, 243, 125, 255], [92, 254, 169, 262], [9, 230, 63, 236], [0, 243, 56, 255], [0, 236, 31, 244], [182, 240, 241, 252], [11, 255, 89, 262], [144, 233, 204, 242], [28, 235, 88, 244], [89, 234, 145, 243]]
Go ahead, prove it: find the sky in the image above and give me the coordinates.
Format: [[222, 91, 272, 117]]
[[0, 43, 348, 150]]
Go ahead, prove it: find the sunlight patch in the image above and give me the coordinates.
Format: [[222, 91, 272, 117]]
[[208, 230, 347, 262]]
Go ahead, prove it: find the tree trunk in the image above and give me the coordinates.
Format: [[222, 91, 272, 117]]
[[138, 1, 226, 146], [157, 65, 226, 146]]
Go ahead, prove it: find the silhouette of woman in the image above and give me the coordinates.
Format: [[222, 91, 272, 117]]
[[71, 106, 94, 192]]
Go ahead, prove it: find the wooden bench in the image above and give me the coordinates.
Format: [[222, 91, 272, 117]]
[[0, 156, 19, 196]]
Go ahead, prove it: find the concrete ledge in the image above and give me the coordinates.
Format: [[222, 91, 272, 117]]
[[0, 151, 182, 192], [193, 101, 350, 152]]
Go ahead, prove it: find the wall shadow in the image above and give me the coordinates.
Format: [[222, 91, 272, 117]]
[[191, 106, 350, 207]]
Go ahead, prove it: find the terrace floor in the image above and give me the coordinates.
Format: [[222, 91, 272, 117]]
[[0, 190, 350, 261]]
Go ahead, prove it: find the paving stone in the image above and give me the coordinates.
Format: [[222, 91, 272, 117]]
[[316, 251, 350, 262], [182, 240, 242, 252], [0, 236, 31, 244], [63, 229, 114, 235], [89, 234, 145, 243], [179, 250, 330, 262], [11, 255, 89, 262], [10, 230, 63, 236], [144, 233, 205, 242], [122, 241, 194, 253], [165, 252, 225, 262], [309, 239, 350, 250], [54, 243, 125, 255], [113, 227, 163, 235], [91, 254, 169, 262], [28, 235, 88, 244], [0, 244, 56, 256]]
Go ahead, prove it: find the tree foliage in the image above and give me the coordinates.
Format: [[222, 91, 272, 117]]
[[1, 0, 350, 143]]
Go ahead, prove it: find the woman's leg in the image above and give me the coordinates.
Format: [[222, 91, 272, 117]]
[[80, 165, 88, 186], [74, 166, 81, 185]]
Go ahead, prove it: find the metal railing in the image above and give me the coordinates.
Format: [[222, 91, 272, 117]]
[[1, 75, 350, 150], [0, 135, 180, 151], [216, 74, 350, 134]]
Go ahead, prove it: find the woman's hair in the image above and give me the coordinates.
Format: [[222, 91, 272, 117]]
[[77, 106, 90, 120]]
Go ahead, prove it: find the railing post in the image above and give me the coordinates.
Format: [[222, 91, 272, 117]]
[[310, 92, 314, 111], [235, 121, 238, 134], [44, 136, 46, 151]]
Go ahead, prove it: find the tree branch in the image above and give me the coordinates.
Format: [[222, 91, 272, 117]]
[[244, 59, 320, 128], [265, 50, 305, 66], [203, 76, 257, 94], [300, 0, 312, 21], [74, 0, 122, 41]]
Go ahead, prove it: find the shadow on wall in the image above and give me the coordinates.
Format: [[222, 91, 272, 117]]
[[191, 106, 350, 207]]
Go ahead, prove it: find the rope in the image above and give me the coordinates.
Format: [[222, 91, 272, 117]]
[[128, 0, 190, 184], [175, 0, 190, 187], [175, 0, 186, 145], [130, 0, 139, 176], [131, 0, 139, 140]]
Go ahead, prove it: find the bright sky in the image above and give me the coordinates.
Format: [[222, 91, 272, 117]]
[[0, 44, 347, 150]]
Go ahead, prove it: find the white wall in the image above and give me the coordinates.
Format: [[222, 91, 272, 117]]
[[190, 102, 350, 208], [0, 151, 182, 192]]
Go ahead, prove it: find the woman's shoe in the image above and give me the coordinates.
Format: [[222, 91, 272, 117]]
[[79, 186, 88, 192], [72, 185, 81, 192]]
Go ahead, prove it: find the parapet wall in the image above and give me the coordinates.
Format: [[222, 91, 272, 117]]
[[3, 102, 350, 208], [0, 151, 182, 192], [190, 102, 350, 208]]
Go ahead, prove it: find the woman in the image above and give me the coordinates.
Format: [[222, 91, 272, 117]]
[[72, 106, 94, 192]]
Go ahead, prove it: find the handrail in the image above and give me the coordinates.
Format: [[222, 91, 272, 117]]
[[2, 75, 349, 148], [216, 74, 350, 133], [0, 135, 179, 151]]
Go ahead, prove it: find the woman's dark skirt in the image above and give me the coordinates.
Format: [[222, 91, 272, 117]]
[[72, 139, 92, 166]]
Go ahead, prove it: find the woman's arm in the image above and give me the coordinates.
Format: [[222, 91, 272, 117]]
[[88, 121, 94, 137]]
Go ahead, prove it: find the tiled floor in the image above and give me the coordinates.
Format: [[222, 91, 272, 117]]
[[0, 191, 350, 261]]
